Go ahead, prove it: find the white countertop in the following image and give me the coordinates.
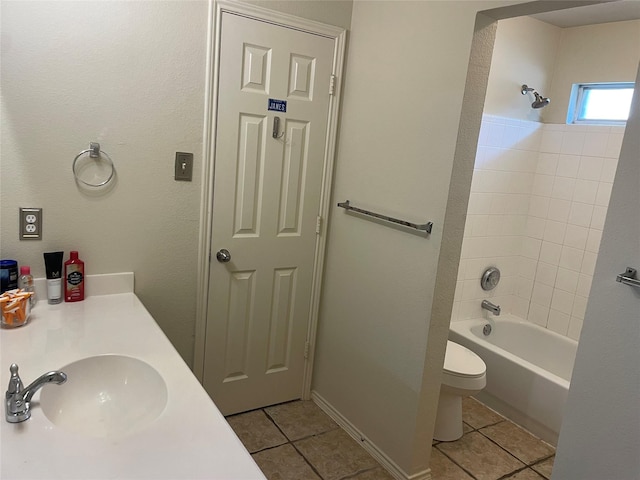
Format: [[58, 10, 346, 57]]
[[0, 274, 265, 479]]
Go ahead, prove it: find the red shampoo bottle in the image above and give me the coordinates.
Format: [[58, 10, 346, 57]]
[[64, 251, 85, 302]]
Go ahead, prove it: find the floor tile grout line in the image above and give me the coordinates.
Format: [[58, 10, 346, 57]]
[[260, 404, 348, 480], [476, 424, 556, 468], [289, 438, 329, 480], [337, 466, 383, 480], [433, 443, 480, 480]]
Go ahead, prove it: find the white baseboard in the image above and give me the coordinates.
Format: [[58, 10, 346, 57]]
[[311, 391, 432, 480]]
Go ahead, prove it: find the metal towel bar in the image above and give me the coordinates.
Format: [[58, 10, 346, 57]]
[[616, 267, 640, 288], [337, 200, 433, 234]]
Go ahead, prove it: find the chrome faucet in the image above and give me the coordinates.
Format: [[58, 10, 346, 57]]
[[481, 299, 501, 316], [5, 364, 67, 423]]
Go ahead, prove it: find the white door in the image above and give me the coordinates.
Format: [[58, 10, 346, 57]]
[[202, 12, 335, 415]]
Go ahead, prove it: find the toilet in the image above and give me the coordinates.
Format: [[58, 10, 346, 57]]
[[433, 340, 487, 441]]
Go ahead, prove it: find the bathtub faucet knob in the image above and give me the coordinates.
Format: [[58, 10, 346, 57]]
[[481, 300, 501, 316]]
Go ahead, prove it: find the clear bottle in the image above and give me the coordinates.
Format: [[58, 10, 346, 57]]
[[18, 266, 36, 307]]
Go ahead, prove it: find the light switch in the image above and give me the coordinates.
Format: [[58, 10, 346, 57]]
[[174, 152, 193, 181]]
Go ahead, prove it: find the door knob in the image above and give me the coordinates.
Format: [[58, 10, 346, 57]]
[[216, 249, 231, 263]]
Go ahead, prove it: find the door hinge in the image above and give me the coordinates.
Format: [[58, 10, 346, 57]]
[[329, 74, 336, 96], [315, 215, 322, 235], [304, 341, 310, 359]]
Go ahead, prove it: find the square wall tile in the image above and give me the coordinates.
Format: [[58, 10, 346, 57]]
[[586, 229, 602, 253], [468, 193, 494, 215], [531, 282, 553, 307], [590, 206, 607, 230], [551, 177, 576, 201], [551, 289, 574, 316], [555, 154, 580, 178], [516, 277, 534, 299], [568, 203, 593, 228], [522, 237, 542, 260], [555, 267, 578, 294], [572, 179, 598, 204], [529, 196, 550, 219], [543, 220, 566, 244], [576, 274, 593, 298], [527, 217, 546, 239], [540, 130, 563, 153], [581, 132, 609, 157], [537, 153, 558, 175], [568, 316, 584, 341], [596, 182, 613, 206], [512, 296, 530, 318], [605, 133, 624, 158], [559, 246, 584, 272], [528, 303, 550, 327], [577, 156, 603, 181], [519, 257, 538, 280], [535, 263, 558, 287], [560, 132, 586, 155], [539, 242, 562, 266], [547, 309, 570, 336], [564, 224, 588, 250], [546, 199, 571, 223], [532, 174, 554, 197], [600, 157, 618, 182], [572, 295, 588, 319], [581, 251, 598, 276]]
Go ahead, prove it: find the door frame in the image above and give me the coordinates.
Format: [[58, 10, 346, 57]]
[[193, 0, 347, 401]]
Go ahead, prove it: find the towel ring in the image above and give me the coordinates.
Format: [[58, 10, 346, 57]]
[[72, 142, 115, 187]]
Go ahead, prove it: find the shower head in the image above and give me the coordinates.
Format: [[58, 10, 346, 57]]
[[532, 91, 550, 109], [521, 84, 550, 109]]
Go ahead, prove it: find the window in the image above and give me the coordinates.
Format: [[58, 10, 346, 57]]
[[568, 82, 634, 125]]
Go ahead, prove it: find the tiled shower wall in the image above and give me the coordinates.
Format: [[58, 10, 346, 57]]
[[453, 115, 624, 341]]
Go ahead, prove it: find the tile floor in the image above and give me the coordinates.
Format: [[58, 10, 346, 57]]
[[226, 397, 555, 480]]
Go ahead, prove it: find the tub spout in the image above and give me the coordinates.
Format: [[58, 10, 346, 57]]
[[481, 300, 501, 316]]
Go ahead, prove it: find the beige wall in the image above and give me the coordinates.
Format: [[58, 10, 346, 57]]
[[1, 0, 208, 363], [484, 16, 561, 121], [311, 1, 523, 476], [545, 19, 640, 124], [0, 0, 352, 366]]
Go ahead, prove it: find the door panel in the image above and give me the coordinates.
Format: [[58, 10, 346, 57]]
[[203, 12, 334, 415]]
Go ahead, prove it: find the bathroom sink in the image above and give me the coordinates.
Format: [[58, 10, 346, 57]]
[[40, 354, 168, 438]]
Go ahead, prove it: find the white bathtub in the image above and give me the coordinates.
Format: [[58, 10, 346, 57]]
[[449, 314, 578, 445]]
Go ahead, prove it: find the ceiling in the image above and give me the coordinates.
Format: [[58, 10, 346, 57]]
[[531, 0, 640, 27]]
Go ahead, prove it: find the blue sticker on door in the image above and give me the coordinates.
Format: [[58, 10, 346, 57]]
[[268, 99, 287, 112]]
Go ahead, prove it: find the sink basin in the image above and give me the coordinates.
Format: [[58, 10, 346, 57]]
[[40, 354, 168, 438]]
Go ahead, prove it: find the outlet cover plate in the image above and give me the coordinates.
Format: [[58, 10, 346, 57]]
[[19, 207, 42, 240]]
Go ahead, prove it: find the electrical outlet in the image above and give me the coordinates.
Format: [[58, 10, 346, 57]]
[[19, 208, 42, 240]]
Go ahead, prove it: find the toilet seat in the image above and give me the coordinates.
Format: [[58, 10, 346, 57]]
[[443, 341, 485, 378]]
